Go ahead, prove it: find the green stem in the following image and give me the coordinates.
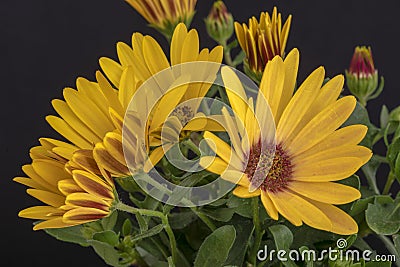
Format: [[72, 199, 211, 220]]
[[378, 235, 400, 267], [116, 202, 178, 264], [383, 171, 396, 195], [191, 208, 217, 231], [221, 40, 234, 67], [249, 197, 263, 265], [183, 139, 201, 156]]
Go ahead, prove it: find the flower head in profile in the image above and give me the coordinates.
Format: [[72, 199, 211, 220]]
[[201, 49, 372, 234], [125, 0, 197, 39], [235, 7, 292, 82], [14, 140, 116, 230], [345, 46, 384, 106]]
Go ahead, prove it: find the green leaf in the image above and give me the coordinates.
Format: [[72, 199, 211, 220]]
[[299, 246, 314, 267], [92, 230, 120, 247], [122, 219, 133, 237], [194, 225, 236, 267], [45, 225, 89, 246], [225, 216, 254, 266], [349, 196, 375, 216], [380, 105, 390, 129], [365, 262, 391, 267], [131, 224, 164, 242], [169, 210, 198, 229], [232, 51, 246, 67], [394, 234, 400, 256], [199, 207, 235, 222], [227, 195, 252, 218], [387, 138, 400, 170], [365, 196, 400, 235], [361, 155, 382, 195], [268, 224, 297, 267], [343, 102, 378, 148], [101, 211, 118, 230], [89, 239, 128, 267], [389, 105, 400, 122]]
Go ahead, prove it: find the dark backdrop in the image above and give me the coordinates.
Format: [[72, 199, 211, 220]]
[[1, 0, 400, 266]]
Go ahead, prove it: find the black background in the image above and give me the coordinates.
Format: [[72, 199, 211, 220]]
[[1, 0, 400, 266]]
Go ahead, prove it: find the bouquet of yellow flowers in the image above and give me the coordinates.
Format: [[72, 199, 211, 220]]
[[13, 1, 399, 266]]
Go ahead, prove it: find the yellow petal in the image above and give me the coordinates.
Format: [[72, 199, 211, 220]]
[[117, 41, 135, 67], [233, 186, 261, 198], [288, 181, 361, 204], [181, 29, 199, 63], [277, 67, 325, 143], [220, 170, 250, 187], [203, 131, 242, 169], [58, 179, 84, 196], [143, 35, 171, 75], [308, 200, 358, 235], [261, 191, 279, 220], [221, 67, 248, 125], [119, 66, 136, 110], [285, 75, 344, 142], [46, 115, 92, 149], [259, 56, 285, 118], [32, 159, 70, 187], [199, 156, 228, 175], [63, 88, 115, 139], [51, 99, 102, 143], [268, 190, 332, 231], [170, 23, 188, 65], [99, 57, 122, 88], [293, 157, 363, 182], [293, 145, 372, 167], [33, 217, 74, 231], [95, 71, 124, 116], [287, 96, 357, 155], [13, 177, 44, 190], [19, 206, 63, 220], [27, 189, 65, 207], [292, 125, 368, 158]]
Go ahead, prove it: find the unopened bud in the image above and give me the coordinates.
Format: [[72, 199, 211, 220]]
[[205, 1, 234, 44], [345, 46, 384, 106]]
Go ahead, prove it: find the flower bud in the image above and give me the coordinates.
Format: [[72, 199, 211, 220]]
[[345, 46, 384, 106], [125, 0, 197, 40], [205, 1, 234, 44], [235, 7, 292, 83]]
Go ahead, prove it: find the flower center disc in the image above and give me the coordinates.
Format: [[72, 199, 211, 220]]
[[244, 143, 293, 193]]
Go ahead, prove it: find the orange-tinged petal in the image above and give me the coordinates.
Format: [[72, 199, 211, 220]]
[[72, 170, 114, 200], [63, 207, 109, 224]]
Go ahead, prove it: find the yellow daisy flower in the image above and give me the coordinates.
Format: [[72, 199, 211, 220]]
[[14, 140, 116, 230], [200, 49, 372, 234], [125, 0, 197, 39], [99, 23, 224, 169], [235, 7, 292, 81]]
